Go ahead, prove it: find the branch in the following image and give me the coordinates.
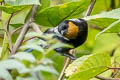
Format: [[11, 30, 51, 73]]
[[90, 25, 103, 30], [23, 36, 38, 43], [58, 49, 75, 80], [85, 0, 96, 16], [11, 5, 38, 54], [6, 13, 14, 51], [30, 22, 43, 34], [96, 75, 120, 80], [11, 27, 22, 36], [109, 67, 120, 70]]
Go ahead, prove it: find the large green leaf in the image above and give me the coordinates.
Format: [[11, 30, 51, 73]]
[[84, 8, 120, 32], [35, 0, 90, 27], [65, 53, 111, 80], [5, 0, 40, 6]]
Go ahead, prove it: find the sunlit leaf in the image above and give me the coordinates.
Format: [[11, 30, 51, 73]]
[[38, 0, 50, 11], [35, 0, 90, 27], [65, 53, 111, 80], [84, 8, 120, 33]]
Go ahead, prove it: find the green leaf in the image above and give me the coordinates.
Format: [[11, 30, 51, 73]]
[[10, 7, 31, 24], [0, 59, 27, 73], [11, 52, 36, 62], [95, 19, 120, 38], [0, 67, 13, 80], [65, 53, 111, 80], [0, 5, 26, 14], [84, 8, 120, 33], [5, 0, 40, 6], [91, 0, 110, 15], [93, 33, 120, 54], [35, 0, 90, 27], [38, 0, 50, 11]]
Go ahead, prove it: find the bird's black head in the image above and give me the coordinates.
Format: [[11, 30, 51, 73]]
[[58, 19, 88, 40], [58, 20, 69, 36]]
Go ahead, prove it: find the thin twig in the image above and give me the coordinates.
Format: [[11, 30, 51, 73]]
[[109, 67, 120, 70], [11, 27, 22, 36], [58, 49, 75, 80], [85, 0, 96, 16], [11, 5, 38, 54], [90, 25, 103, 30], [23, 36, 38, 43], [96, 75, 120, 80], [7, 14, 14, 31], [30, 22, 43, 34], [6, 13, 14, 51]]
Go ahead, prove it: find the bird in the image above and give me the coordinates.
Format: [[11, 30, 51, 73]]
[[25, 18, 88, 60], [43, 18, 88, 60]]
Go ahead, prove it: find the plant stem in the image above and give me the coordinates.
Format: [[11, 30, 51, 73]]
[[58, 49, 75, 80], [85, 0, 96, 16], [96, 75, 120, 80], [6, 13, 14, 51]]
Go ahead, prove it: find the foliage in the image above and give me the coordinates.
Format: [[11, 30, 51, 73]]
[[0, 0, 120, 80]]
